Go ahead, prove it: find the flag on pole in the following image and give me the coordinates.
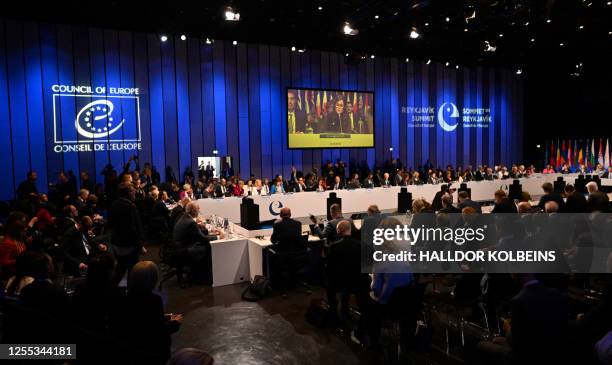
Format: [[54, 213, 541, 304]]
[[304, 90, 310, 114], [556, 140, 561, 168], [297, 90, 303, 111], [560, 140, 566, 165], [605, 138, 610, 167], [578, 147, 584, 166], [567, 140, 572, 167], [590, 139, 596, 168], [353, 92, 358, 113], [598, 138, 604, 165], [322, 91, 328, 115], [316, 91, 321, 117]]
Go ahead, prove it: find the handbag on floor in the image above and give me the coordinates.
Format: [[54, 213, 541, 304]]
[[241, 275, 272, 301]]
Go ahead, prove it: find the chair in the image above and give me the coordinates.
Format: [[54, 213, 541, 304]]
[[267, 234, 312, 296], [380, 282, 427, 361], [158, 241, 189, 288]]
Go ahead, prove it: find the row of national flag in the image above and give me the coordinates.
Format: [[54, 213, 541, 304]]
[[545, 138, 611, 169], [291, 89, 370, 117]]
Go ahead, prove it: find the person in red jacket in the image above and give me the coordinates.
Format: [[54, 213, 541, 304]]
[[0, 211, 28, 280]]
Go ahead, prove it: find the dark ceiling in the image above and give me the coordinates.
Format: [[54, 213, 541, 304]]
[[5, 0, 612, 69]]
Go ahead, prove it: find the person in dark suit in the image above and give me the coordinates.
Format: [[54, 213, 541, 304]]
[[214, 178, 231, 198], [108, 183, 145, 285], [602, 166, 612, 179], [287, 90, 307, 133], [491, 190, 518, 214], [431, 185, 449, 211], [292, 177, 308, 193], [326, 220, 369, 319], [564, 184, 588, 213], [62, 216, 108, 276], [325, 96, 348, 133], [458, 191, 482, 213], [538, 182, 565, 211], [172, 202, 218, 282], [478, 274, 568, 364], [586, 181, 610, 212], [380, 172, 393, 187], [110, 261, 182, 365], [439, 193, 460, 213], [310, 203, 358, 243], [330, 175, 344, 190], [271, 208, 303, 252]]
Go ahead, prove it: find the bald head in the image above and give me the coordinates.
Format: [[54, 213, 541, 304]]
[[544, 201, 559, 213], [517, 202, 532, 213], [336, 220, 351, 237], [279, 207, 291, 218]]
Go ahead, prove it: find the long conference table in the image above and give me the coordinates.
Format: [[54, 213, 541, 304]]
[[201, 173, 612, 286], [197, 173, 612, 223]]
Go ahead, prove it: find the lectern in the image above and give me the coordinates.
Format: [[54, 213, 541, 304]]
[[397, 187, 413, 213], [240, 197, 260, 230]]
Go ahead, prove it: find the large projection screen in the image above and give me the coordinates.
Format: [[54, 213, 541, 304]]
[[287, 87, 374, 149]]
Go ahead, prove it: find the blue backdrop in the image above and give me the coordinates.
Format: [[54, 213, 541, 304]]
[[0, 20, 523, 200]]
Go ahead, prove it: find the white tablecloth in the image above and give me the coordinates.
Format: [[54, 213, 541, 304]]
[[196, 174, 610, 223]]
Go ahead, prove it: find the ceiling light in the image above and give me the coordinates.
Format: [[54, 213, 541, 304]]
[[345, 53, 349, 57], [445, 16, 450, 22], [516, 68, 523, 75], [374, 15, 379, 19], [578, 25, 584, 30], [180, 34, 187, 41], [445, 61, 450, 66], [317, 6, 323, 10], [455, 65, 459, 69], [546, 19, 551, 24], [405, 57, 410, 63], [205, 38, 213, 44], [225, 7, 240, 21], [524, 21, 529, 26], [298, 48, 305, 53], [343, 22, 358, 36], [559, 42, 564, 47], [232, 40, 238, 46], [424, 22, 429, 26], [464, 28, 468, 32], [370, 54, 375, 59], [426, 59, 431, 65], [498, 33, 504, 38], [160, 35, 168, 42], [409, 29, 420, 39], [530, 38, 535, 42]]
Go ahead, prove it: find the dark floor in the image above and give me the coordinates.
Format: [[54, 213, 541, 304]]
[[147, 246, 479, 365]]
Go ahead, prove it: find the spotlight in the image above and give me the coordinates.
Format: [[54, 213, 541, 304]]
[[212, 149, 219, 155], [298, 48, 305, 53], [205, 37, 213, 44], [180, 34, 187, 41], [445, 16, 450, 22], [607, 1, 611, 5], [464, 28, 468, 32], [225, 7, 240, 21], [578, 25, 584, 30], [370, 54, 375, 59], [343, 22, 358, 36], [546, 19, 551, 24], [559, 42, 564, 47], [524, 21, 530, 26], [317, 6, 323, 10], [445, 61, 450, 67], [424, 22, 429, 26], [498, 33, 504, 38], [160, 35, 168, 42], [530, 38, 535, 43], [516, 68, 523, 75], [389, 147, 393, 152], [232, 40, 238, 46], [291, 46, 296, 52], [455, 65, 459, 69], [405, 57, 410, 63], [536, 144, 541, 148], [426, 59, 431, 65], [345, 53, 349, 57], [409, 29, 420, 39], [374, 15, 379, 19]]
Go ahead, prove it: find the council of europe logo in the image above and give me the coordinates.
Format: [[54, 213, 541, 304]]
[[268, 201, 284, 216], [53, 94, 141, 144]]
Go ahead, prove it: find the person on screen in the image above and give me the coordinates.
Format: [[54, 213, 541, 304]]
[[325, 95, 346, 133], [304, 113, 318, 134], [287, 90, 306, 134]]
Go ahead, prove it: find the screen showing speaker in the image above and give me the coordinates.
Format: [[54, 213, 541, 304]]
[[287, 88, 374, 149]]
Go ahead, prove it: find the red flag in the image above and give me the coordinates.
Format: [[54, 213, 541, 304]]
[[567, 140, 572, 167]]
